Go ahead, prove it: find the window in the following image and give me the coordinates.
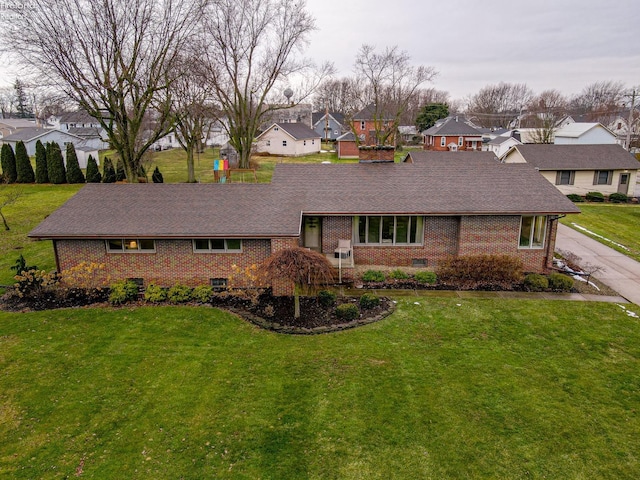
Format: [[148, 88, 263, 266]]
[[356, 216, 423, 245], [519, 216, 546, 249], [458, 136, 463, 146], [107, 239, 155, 253], [193, 239, 242, 252], [210, 278, 228, 288], [360, 121, 365, 130], [303, 140, 306, 146], [440, 136, 446, 147], [556, 170, 575, 185], [266, 140, 271, 146], [274, 127, 279, 131], [312, 139, 315, 144], [282, 140, 287, 147], [594, 170, 612, 185]]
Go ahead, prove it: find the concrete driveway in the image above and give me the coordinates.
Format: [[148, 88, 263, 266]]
[[555, 224, 640, 306]]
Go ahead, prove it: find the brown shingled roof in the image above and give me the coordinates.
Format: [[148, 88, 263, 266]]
[[510, 144, 640, 170], [30, 161, 579, 239], [29, 184, 302, 239]]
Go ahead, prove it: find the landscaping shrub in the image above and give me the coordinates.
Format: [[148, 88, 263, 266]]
[[335, 303, 359, 321], [608, 192, 628, 204], [359, 293, 380, 310], [14, 269, 59, 298], [414, 271, 437, 285], [436, 254, 524, 290], [65, 143, 85, 184], [1, 143, 17, 183], [548, 272, 574, 292], [389, 269, 409, 280], [46, 142, 67, 184], [108, 280, 139, 305], [566, 193, 584, 203], [144, 284, 167, 303], [102, 157, 116, 183], [152, 166, 164, 183], [362, 270, 386, 282], [585, 191, 604, 202], [191, 285, 214, 303], [15, 141, 35, 183], [34, 140, 48, 183], [317, 289, 337, 308], [523, 273, 549, 292], [85, 155, 102, 183], [167, 283, 192, 303], [115, 159, 126, 182]]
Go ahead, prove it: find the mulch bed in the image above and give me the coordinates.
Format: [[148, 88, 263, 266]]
[[212, 293, 396, 334]]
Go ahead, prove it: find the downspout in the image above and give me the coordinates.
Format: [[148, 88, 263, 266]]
[[52, 239, 61, 273], [546, 215, 565, 270]]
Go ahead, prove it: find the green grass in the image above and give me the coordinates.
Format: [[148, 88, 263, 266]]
[[0, 299, 639, 478], [561, 203, 640, 262]]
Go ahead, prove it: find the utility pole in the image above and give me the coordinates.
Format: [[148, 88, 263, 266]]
[[624, 88, 638, 151]]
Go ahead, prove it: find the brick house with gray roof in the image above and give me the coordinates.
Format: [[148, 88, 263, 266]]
[[423, 115, 484, 151], [29, 160, 579, 294]]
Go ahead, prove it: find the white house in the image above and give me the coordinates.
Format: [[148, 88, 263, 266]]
[[487, 134, 522, 159], [255, 123, 321, 156], [553, 122, 618, 145], [502, 144, 638, 198]]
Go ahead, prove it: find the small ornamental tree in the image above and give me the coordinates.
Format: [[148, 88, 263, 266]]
[[65, 143, 85, 183], [115, 158, 126, 182], [34, 140, 48, 183], [15, 141, 35, 183], [46, 141, 67, 184], [1, 143, 17, 183], [85, 155, 101, 183], [152, 166, 164, 183], [261, 247, 334, 318], [102, 157, 116, 183]]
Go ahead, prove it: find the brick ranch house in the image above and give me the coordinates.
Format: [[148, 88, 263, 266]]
[[29, 160, 579, 294]]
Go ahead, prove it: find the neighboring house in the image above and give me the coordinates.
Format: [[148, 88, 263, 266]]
[[261, 104, 313, 129], [423, 115, 484, 151], [502, 144, 639, 197], [351, 104, 395, 146], [1, 127, 93, 162], [0, 118, 37, 139], [29, 160, 579, 295], [255, 123, 321, 156], [150, 132, 180, 151], [553, 122, 618, 145], [204, 118, 230, 147], [403, 151, 499, 163], [486, 134, 522, 159], [50, 111, 110, 151], [398, 126, 421, 145], [312, 111, 345, 141]]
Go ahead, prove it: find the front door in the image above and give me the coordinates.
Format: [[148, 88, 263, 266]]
[[618, 173, 630, 194], [303, 216, 322, 252]]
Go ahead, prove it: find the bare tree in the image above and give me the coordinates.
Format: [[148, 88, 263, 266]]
[[4, 0, 205, 182], [312, 77, 367, 115], [569, 80, 626, 123], [201, 0, 332, 169], [261, 247, 334, 318], [170, 57, 217, 183], [350, 44, 437, 146], [0, 86, 16, 119], [0, 188, 21, 231], [526, 89, 569, 143], [466, 82, 534, 128]]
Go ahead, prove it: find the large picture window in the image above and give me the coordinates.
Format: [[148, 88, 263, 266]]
[[519, 216, 546, 249], [356, 216, 423, 245], [193, 239, 242, 253], [107, 239, 155, 253]]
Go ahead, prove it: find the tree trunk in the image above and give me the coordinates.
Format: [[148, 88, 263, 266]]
[[186, 144, 195, 183]]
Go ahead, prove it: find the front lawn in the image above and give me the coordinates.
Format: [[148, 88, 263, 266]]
[[1, 299, 638, 479], [560, 203, 640, 262]]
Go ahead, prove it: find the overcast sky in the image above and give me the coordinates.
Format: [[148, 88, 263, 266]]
[[305, 0, 640, 101], [0, 0, 638, 102]]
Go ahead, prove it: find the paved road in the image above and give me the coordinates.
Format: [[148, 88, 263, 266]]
[[555, 224, 640, 306]]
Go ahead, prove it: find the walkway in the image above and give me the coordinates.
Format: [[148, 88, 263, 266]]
[[555, 223, 640, 306]]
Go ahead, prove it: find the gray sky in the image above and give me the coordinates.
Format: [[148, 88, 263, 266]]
[[305, 0, 640, 101], [1, 0, 638, 102]]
